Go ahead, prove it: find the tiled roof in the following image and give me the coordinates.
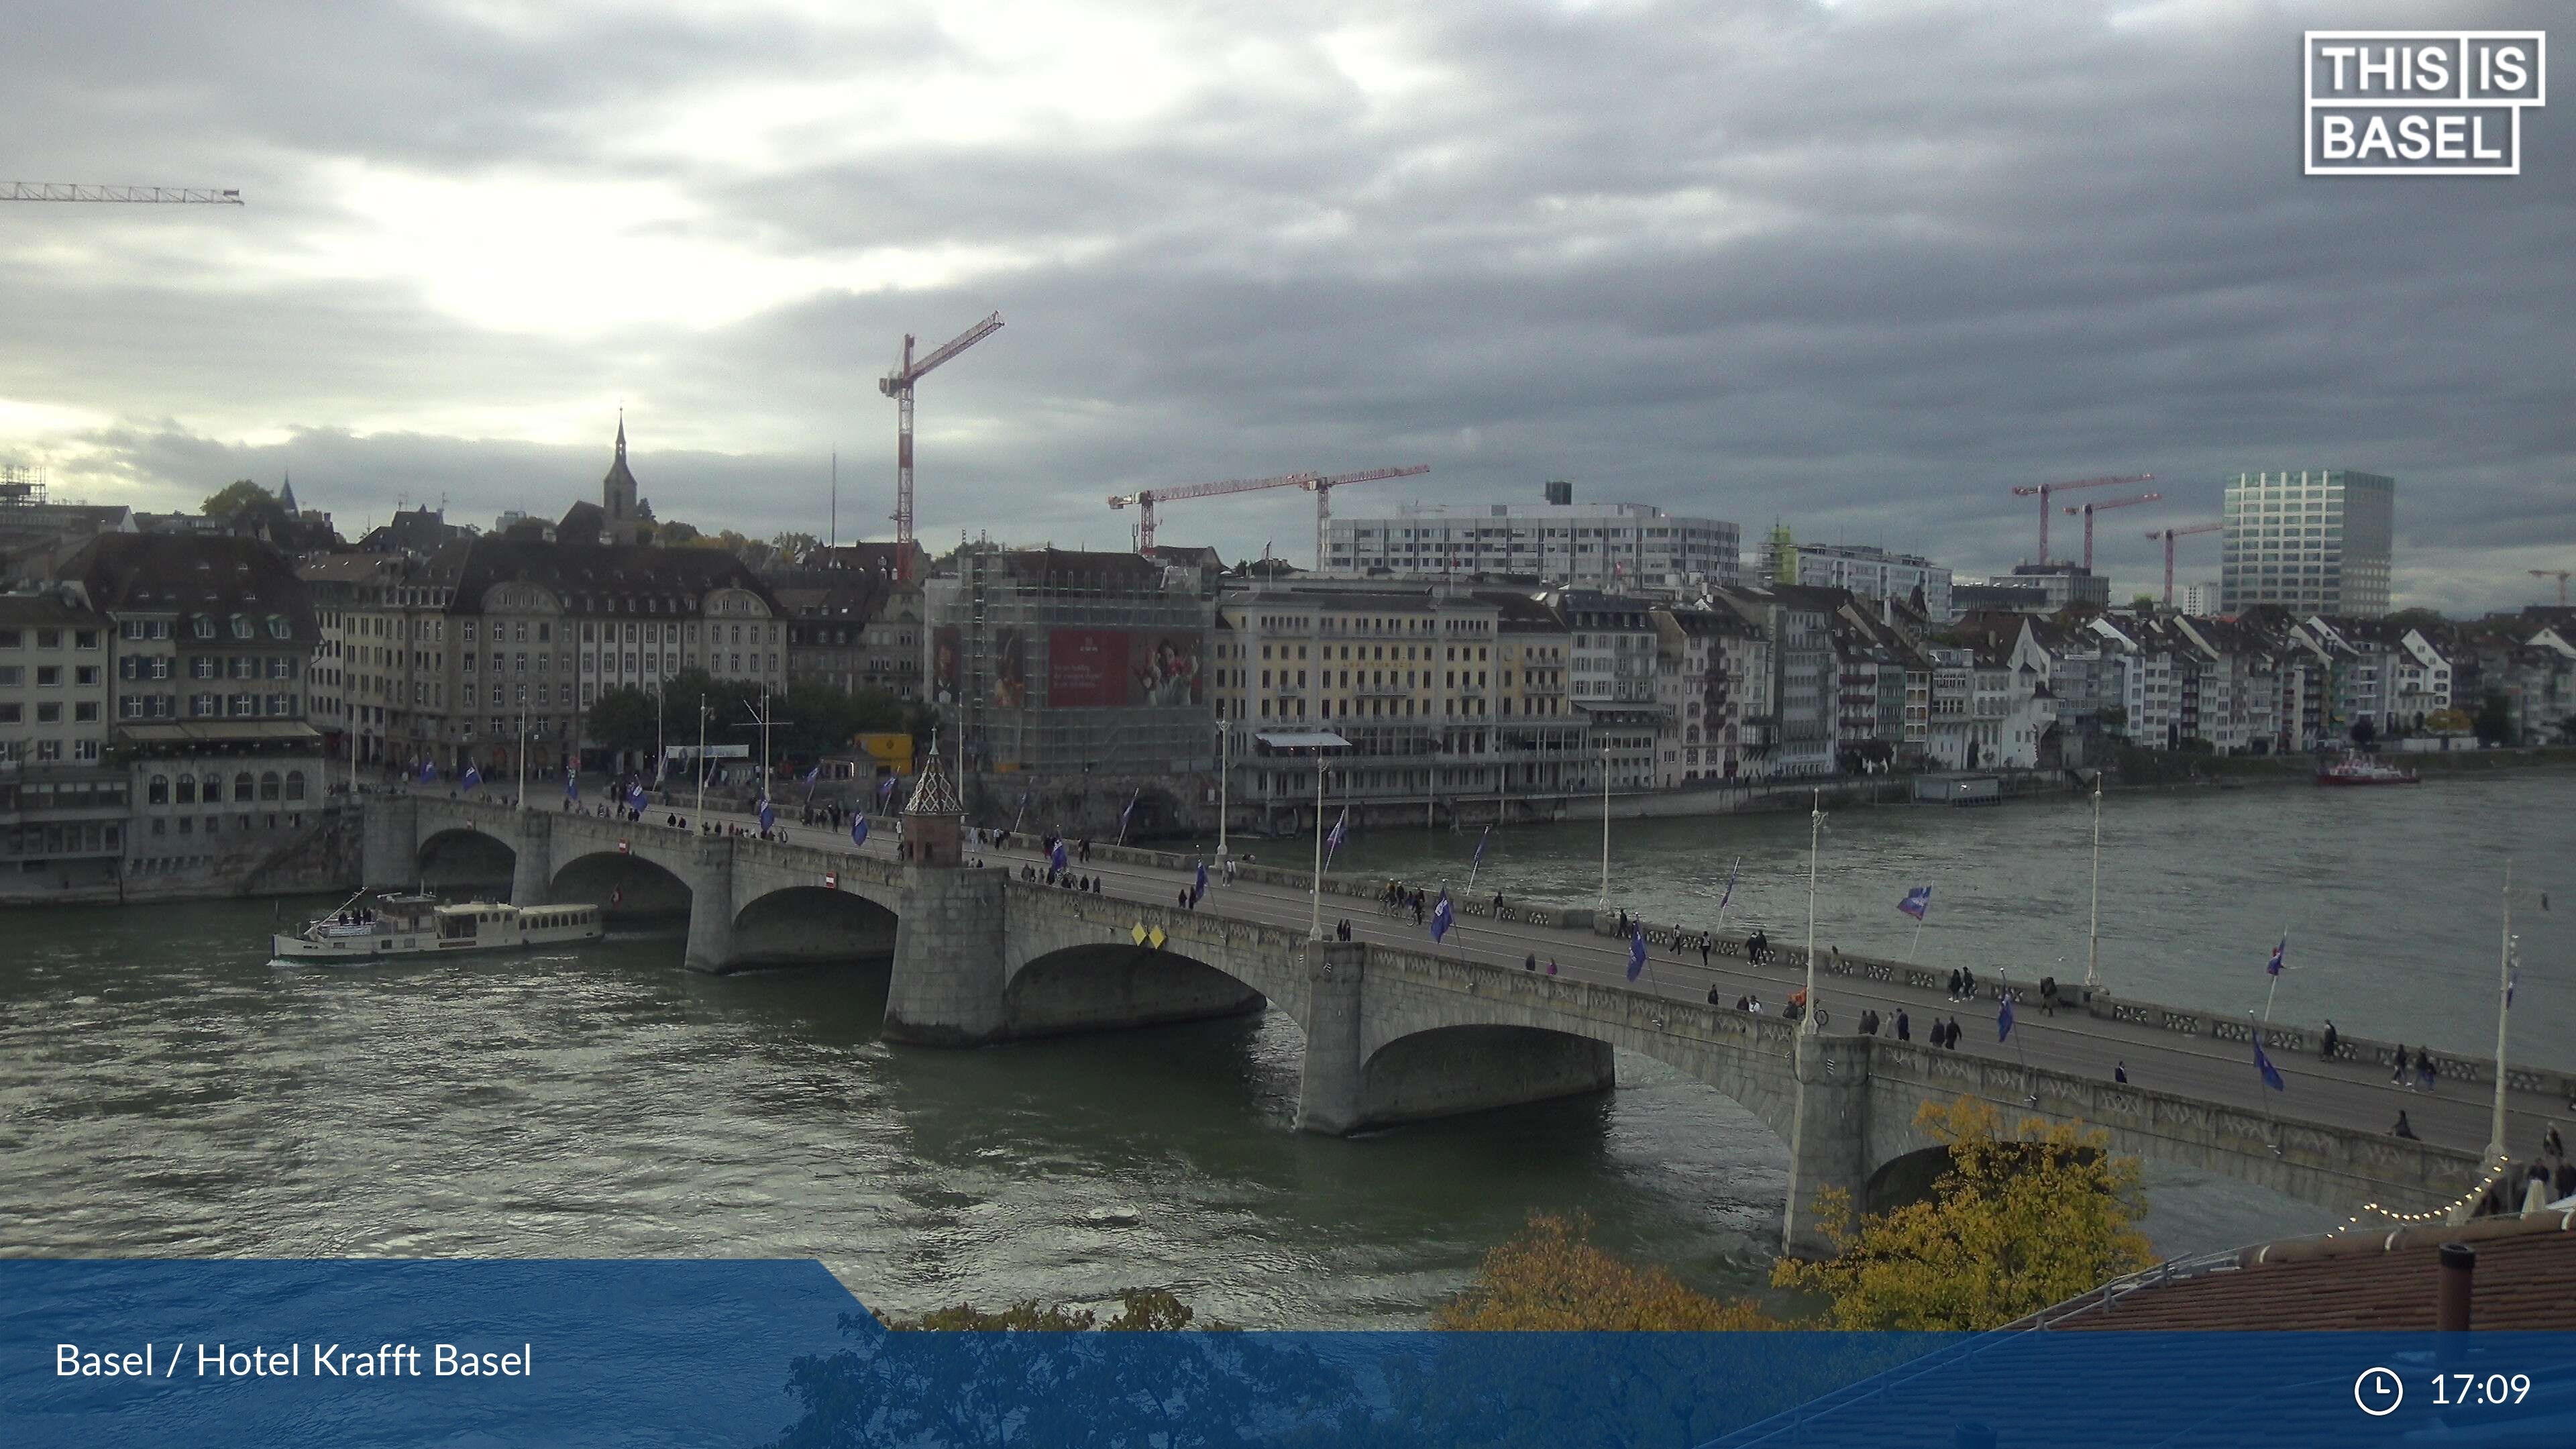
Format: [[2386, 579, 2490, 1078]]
[[2044, 1207, 2576, 1331], [58, 533, 317, 641], [433, 537, 783, 617]]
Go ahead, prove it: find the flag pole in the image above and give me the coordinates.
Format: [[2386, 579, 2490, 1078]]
[[2082, 772, 2104, 992], [1709, 854, 1741, 941], [1907, 914, 1926, 965], [2489, 860, 2514, 1166]]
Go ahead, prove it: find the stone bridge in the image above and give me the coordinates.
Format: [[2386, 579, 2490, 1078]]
[[362, 794, 2487, 1256]]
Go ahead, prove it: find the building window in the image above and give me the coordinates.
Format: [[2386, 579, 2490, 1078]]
[[149, 774, 170, 804], [260, 771, 281, 801], [176, 774, 197, 804], [286, 771, 307, 802]]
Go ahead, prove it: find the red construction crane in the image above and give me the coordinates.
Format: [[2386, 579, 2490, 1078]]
[[2060, 492, 2161, 572], [1108, 465, 1430, 562], [2534, 570, 2572, 606], [2146, 523, 2224, 606], [877, 311, 1002, 580], [2010, 474, 2152, 565]]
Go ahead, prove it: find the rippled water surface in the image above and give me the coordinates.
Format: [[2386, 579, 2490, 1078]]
[[3, 773, 2566, 1325]]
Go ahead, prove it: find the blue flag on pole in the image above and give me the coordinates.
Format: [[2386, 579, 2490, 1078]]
[[1626, 928, 1648, 981], [1195, 861, 1210, 895], [803, 765, 820, 786], [1472, 825, 1491, 868], [757, 800, 775, 833], [2266, 935, 2286, 977], [1996, 994, 2015, 1042], [1898, 885, 1933, 921], [1716, 856, 1739, 914], [417, 760, 435, 784], [1120, 791, 1138, 826], [1430, 892, 1454, 942], [1051, 840, 1069, 873], [565, 775, 578, 802], [2255, 1036, 2286, 1092], [461, 765, 482, 792], [629, 782, 647, 810], [851, 815, 868, 847], [1324, 808, 1348, 867]]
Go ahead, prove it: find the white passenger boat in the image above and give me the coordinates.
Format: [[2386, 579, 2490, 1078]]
[[272, 890, 603, 963]]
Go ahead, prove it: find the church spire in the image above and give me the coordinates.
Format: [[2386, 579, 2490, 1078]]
[[616, 409, 627, 459], [279, 470, 297, 515]]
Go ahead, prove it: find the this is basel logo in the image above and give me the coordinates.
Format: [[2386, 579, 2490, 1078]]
[[2305, 30, 2546, 174]]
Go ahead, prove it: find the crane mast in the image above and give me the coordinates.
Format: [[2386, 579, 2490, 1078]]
[[877, 311, 1002, 581], [2060, 492, 2161, 572], [2010, 474, 2152, 565], [2146, 523, 2224, 606], [2531, 570, 2572, 607], [1107, 465, 1429, 561]]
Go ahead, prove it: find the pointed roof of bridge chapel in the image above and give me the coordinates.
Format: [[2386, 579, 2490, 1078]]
[[904, 739, 963, 818]]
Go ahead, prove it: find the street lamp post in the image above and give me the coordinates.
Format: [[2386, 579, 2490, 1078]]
[[694, 702, 709, 820], [1597, 740, 1611, 908], [2083, 771, 2104, 991], [2490, 861, 2516, 1166], [1216, 718, 1230, 863], [1310, 747, 1328, 941], [1803, 788, 1823, 1034]]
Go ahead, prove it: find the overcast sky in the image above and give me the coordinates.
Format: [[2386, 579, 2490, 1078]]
[[3, 0, 2568, 612]]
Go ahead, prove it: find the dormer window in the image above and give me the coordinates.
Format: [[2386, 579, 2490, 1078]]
[[266, 615, 290, 640], [229, 614, 252, 640], [192, 616, 215, 640]]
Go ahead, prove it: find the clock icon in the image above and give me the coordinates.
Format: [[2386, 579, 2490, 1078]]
[[2355, 1366, 2405, 1417]]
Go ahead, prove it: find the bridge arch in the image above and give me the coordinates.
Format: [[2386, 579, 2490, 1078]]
[[551, 848, 694, 917], [1355, 1024, 1619, 1126], [1004, 942, 1269, 1040], [417, 825, 515, 888], [729, 885, 900, 967]]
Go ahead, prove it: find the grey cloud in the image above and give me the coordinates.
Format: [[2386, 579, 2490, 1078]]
[[3, 0, 2570, 610]]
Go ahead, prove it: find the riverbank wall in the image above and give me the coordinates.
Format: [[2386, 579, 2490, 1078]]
[[0, 802, 362, 909]]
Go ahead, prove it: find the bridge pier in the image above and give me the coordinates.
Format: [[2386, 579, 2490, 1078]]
[[360, 792, 419, 888], [882, 867, 1010, 1044], [1295, 941, 1369, 1134], [1782, 1031, 1872, 1260], [508, 811, 554, 907], [682, 839, 738, 973]]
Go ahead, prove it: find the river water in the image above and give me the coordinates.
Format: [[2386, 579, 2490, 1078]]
[[3, 774, 2567, 1327]]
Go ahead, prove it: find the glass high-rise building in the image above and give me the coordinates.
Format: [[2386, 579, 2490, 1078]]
[[2218, 470, 2394, 618]]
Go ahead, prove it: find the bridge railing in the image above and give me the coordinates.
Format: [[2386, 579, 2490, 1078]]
[[724, 807, 2576, 1106]]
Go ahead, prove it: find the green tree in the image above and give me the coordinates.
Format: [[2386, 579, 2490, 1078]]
[[2473, 691, 2514, 746], [586, 685, 661, 759], [655, 519, 703, 546], [771, 530, 821, 563], [1770, 1096, 2155, 1330], [2384, 607, 2450, 635], [2351, 715, 2378, 748], [1436, 1212, 1782, 1331], [2129, 594, 2158, 612], [199, 479, 273, 515]]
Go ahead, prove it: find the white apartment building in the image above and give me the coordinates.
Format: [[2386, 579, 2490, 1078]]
[[1327, 484, 1738, 594], [1762, 538, 1954, 621]]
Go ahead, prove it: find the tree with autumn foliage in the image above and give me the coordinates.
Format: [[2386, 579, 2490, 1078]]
[[1434, 1212, 1782, 1331], [1772, 1095, 2156, 1330]]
